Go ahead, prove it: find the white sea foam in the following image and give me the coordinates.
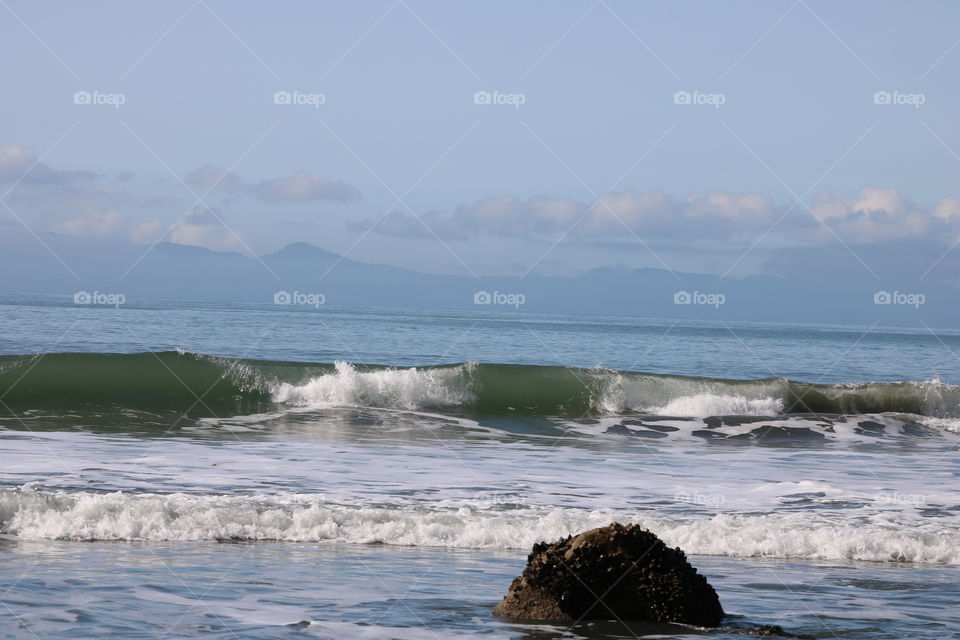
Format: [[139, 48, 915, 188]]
[[305, 620, 511, 640], [591, 370, 787, 417], [918, 416, 960, 434], [271, 361, 476, 411], [647, 393, 784, 418], [2, 489, 956, 564]]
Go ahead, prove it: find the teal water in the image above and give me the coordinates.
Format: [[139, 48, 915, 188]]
[[1, 294, 959, 639], [3, 294, 959, 382]]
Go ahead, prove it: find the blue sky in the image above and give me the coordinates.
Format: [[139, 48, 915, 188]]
[[2, 0, 960, 280]]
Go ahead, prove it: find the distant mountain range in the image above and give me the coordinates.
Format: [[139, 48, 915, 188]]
[[2, 235, 957, 328]]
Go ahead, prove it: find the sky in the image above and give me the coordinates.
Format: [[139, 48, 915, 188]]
[[2, 0, 960, 282]]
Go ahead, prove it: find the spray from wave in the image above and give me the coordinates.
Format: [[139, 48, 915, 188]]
[[592, 370, 787, 417], [272, 361, 477, 410]]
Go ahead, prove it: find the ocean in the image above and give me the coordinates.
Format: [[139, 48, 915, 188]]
[[1, 293, 958, 639]]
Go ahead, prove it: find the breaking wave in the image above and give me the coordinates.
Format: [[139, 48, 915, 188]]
[[1, 351, 959, 423], [1, 488, 955, 564]]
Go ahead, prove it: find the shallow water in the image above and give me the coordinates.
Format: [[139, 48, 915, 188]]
[[3, 540, 958, 639]]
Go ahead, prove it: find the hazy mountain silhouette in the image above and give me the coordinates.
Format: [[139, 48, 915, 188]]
[[1, 234, 956, 328]]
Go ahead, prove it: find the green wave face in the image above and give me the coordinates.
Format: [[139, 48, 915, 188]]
[[0, 352, 275, 417], [0, 351, 956, 420]]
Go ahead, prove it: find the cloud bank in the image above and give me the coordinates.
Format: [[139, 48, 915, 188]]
[[352, 187, 960, 247], [4, 143, 960, 276], [185, 164, 361, 203], [1, 144, 360, 253]]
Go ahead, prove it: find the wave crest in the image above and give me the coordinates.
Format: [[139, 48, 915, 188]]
[[271, 361, 476, 411]]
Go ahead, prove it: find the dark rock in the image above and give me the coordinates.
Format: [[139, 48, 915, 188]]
[[639, 423, 681, 433], [491, 522, 723, 626], [603, 423, 637, 436], [703, 416, 724, 429], [603, 423, 669, 438], [693, 429, 727, 440]]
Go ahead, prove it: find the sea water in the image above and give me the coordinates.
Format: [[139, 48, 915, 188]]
[[1, 294, 958, 639]]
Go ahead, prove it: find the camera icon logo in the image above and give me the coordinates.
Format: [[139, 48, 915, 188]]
[[273, 91, 292, 105], [473, 91, 492, 105], [873, 291, 892, 304], [73, 291, 92, 304], [473, 290, 492, 304], [673, 290, 692, 304], [273, 290, 292, 304], [673, 91, 691, 105], [873, 91, 891, 105], [73, 91, 92, 105]]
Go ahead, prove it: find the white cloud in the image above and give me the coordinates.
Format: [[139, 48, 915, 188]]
[[0, 144, 96, 185], [10, 139, 960, 257], [181, 165, 362, 204], [0, 145, 33, 177], [353, 186, 960, 247], [52, 204, 246, 253], [168, 219, 245, 252], [167, 205, 247, 252], [349, 195, 584, 240], [356, 189, 777, 241], [806, 187, 954, 243], [52, 210, 126, 238], [932, 196, 960, 222], [255, 170, 361, 203], [184, 164, 246, 193], [130, 218, 164, 244], [4, 148, 356, 254]]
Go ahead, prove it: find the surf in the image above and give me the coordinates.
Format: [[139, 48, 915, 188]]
[[1, 487, 956, 564], [1, 351, 959, 423]]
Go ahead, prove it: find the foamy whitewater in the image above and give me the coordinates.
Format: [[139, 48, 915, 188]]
[[271, 361, 478, 410], [3, 488, 957, 563], [2, 297, 959, 638]]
